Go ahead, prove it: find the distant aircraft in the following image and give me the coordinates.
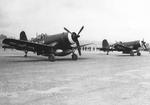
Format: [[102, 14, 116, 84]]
[[99, 39, 147, 56], [2, 26, 90, 61]]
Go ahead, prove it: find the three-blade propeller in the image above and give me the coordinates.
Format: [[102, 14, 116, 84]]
[[64, 26, 84, 56]]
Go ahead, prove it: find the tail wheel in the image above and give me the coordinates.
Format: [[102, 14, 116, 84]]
[[130, 51, 134, 56], [106, 51, 109, 55], [48, 54, 55, 62], [72, 54, 78, 60]]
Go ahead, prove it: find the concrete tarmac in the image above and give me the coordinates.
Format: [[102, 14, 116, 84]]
[[0, 49, 150, 105]]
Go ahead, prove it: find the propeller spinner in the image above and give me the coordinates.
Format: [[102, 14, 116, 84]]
[[64, 26, 84, 56]]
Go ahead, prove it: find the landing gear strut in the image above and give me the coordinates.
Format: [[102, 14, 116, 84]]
[[137, 52, 141, 56], [72, 53, 78, 60], [106, 51, 109, 55], [130, 51, 134, 56], [48, 54, 55, 62], [24, 51, 28, 57], [137, 50, 141, 56]]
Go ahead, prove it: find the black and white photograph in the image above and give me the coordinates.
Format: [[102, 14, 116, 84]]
[[1, 0, 150, 105]]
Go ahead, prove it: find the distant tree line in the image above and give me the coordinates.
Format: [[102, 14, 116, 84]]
[[0, 34, 7, 39], [0, 34, 7, 47]]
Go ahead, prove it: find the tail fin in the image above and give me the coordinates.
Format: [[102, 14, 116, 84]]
[[102, 39, 109, 49], [102, 39, 110, 55], [20, 31, 28, 41]]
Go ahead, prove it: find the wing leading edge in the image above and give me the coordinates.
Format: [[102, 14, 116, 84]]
[[2, 38, 54, 53]]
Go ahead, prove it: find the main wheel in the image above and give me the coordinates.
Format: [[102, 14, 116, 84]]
[[72, 54, 78, 60], [130, 51, 134, 56], [24, 54, 27, 57], [24, 51, 28, 57], [137, 52, 141, 56], [48, 54, 55, 62]]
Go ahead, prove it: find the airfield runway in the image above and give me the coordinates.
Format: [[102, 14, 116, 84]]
[[0, 49, 150, 105]]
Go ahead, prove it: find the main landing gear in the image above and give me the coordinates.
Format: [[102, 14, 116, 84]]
[[130, 50, 141, 56], [137, 50, 141, 56], [130, 51, 134, 56], [24, 51, 28, 57], [106, 51, 109, 55], [48, 54, 55, 62], [72, 53, 78, 60]]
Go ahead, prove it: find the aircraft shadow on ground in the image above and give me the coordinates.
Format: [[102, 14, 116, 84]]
[[97, 53, 129, 57], [5, 56, 88, 63], [56, 57, 88, 61], [98, 53, 138, 57], [116, 54, 137, 57]]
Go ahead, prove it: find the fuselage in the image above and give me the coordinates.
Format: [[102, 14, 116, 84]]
[[32, 32, 76, 56], [44, 33, 74, 49], [122, 40, 141, 49]]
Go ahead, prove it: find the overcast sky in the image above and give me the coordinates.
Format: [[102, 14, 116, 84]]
[[0, 0, 150, 42]]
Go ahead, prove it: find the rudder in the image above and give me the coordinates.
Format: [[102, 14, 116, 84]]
[[102, 39, 109, 49], [20, 31, 28, 41]]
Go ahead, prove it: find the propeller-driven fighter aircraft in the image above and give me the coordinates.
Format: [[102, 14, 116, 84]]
[[2, 26, 89, 61], [99, 39, 147, 56]]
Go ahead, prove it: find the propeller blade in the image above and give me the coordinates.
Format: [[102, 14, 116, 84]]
[[141, 40, 147, 50], [144, 44, 147, 50], [64, 26, 83, 56], [78, 47, 81, 56], [64, 27, 72, 34], [76, 40, 81, 56], [78, 26, 84, 35]]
